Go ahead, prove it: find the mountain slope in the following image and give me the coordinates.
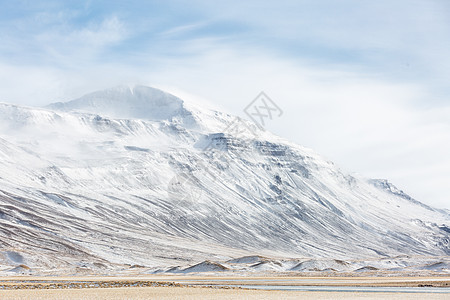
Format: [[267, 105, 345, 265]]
[[0, 85, 448, 274]]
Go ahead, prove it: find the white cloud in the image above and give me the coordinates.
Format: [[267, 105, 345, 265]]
[[158, 22, 209, 38], [33, 15, 127, 65]]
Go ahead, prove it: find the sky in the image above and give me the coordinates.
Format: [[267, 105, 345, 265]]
[[0, 0, 449, 208]]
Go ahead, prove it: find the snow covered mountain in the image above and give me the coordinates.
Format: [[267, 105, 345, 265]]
[[0, 85, 448, 274]]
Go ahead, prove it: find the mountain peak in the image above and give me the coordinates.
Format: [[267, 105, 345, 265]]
[[0, 86, 448, 274], [47, 85, 189, 121]]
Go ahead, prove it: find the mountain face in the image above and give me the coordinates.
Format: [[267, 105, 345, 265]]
[[0, 85, 448, 274]]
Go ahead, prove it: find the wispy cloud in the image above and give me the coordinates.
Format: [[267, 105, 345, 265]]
[[35, 15, 126, 65], [158, 22, 209, 38]]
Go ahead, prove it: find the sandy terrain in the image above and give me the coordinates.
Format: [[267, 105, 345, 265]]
[[0, 276, 449, 299], [0, 286, 449, 300]]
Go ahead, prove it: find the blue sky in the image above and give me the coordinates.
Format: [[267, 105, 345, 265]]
[[0, 0, 449, 208]]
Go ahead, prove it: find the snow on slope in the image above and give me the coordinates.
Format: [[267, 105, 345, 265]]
[[0, 85, 448, 274], [47, 85, 188, 121]]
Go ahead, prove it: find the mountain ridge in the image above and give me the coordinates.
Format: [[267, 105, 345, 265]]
[[0, 86, 448, 275]]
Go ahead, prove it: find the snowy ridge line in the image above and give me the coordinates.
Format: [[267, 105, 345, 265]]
[[0, 85, 448, 275]]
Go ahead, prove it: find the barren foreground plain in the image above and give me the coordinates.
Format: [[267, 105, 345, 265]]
[[0, 275, 449, 299]]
